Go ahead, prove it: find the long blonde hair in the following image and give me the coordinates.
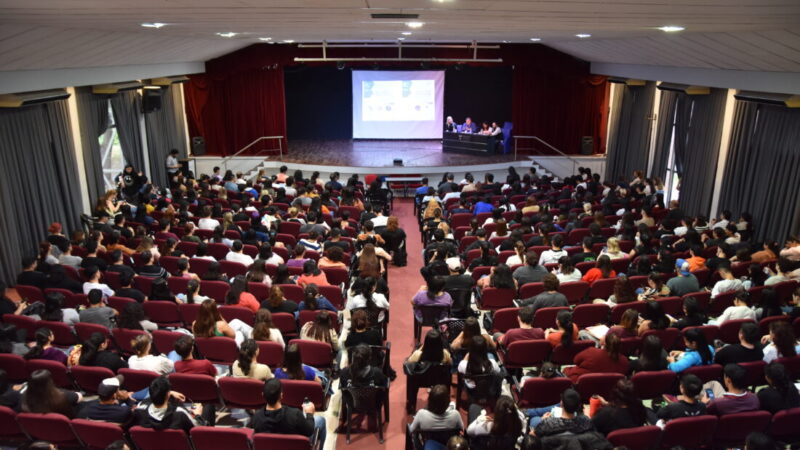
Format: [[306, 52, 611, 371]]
[[607, 237, 620, 254], [423, 198, 440, 220]]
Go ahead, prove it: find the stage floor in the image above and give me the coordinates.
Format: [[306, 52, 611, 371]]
[[281, 139, 518, 167]]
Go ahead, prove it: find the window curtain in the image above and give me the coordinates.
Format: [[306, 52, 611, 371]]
[[649, 89, 678, 179], [144, 85, 187, 187], [74, 86, 109, 203], [110, 90, 146, 173], [0, 100, 83, 284], [604, 82, 656, 182], [675, 88, 728, 217], [717, 101, 800, 243]]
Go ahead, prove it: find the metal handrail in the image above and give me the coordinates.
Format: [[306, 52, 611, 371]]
[[220, 136, 284, 171], [513, 135, 580, 175]]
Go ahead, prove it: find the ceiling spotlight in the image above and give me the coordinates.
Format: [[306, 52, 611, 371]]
[[402, 31, 412, 36], [398, 37, 406, 41], [337, 61, 346, 70], [283, 39, 295, 43], [530, 38, 541, 42], [658, 25, 685, 32], [259, 37, 272, 41], [406, 21, 425, 29], [216, 32, 238, 38], [575, 33, 591, 38], [141, 22, 166, 28]]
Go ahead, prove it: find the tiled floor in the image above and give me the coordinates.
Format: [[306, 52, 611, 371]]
[[281, 139, 519, 168]]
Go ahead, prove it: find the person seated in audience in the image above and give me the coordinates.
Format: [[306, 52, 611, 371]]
[[45, 264, 82, 293], [666, 259, 700, 297], [38, 291, 79, 326], [16, 255, 47, 289], [225, 275, 260, 312], [274, 343, 321, 383], [538, 234, 567, 266], [75, 332, 127, 372], [466, 395, 525, 447], [754, 288, 783, 321], [443, 258, 474, 293], [565, 333, 628, 382], [115, 273, 146, 303], [581, 255, 615, 284], [520, 273, 567, 312], [173, 335, 217, 376], [79, 240, 108, 272], [472, 195, 494, 216], [637, 300, 670, 334], [476, 263, 516, 293], [250, 378, 325, 446], [705, 242, 732, 273], [591, 379, 654, 435], [286, 245, 310, 269], [128, 334, 174, 375], [56, 242, 82, 269], [24, 327, 67, 364], [713, 321, 762, 366], [655, 373, 706, 421], [21, 369, 82, 418], [346, 275, 389, 316], [77, 376, 135, 424], [0, 282, 26, 318], [608, 308, 640, 340], [758, 362, 800, 414], [137, 250, 167, 279], [297, 284, 337, 313], [570, 237, 597, 265], [629, 335, 668, 373], [316, 246, 346, 271], [409, 383, 463, 441], [134, 376, 199, 432], [173, 258, 200, 281], [762, 321, 799, 363], [190, 299, 234, 339], [412, 275, 453, 320], [552, 256, 582, 284], [711, 291, 756, 325], [297, 260, 329, 288], [504, 241, 526, 267], [300, 310, 339, 352], [197, 206, 220, 231], [672, 296, 708, 330], [531, 388, 594, 438], [545, 310, 578, 348], [150, 277, 178, 303], [106, 250, 136, 279], [209, 226, 234, 248], [599, 237, 626, 260], [458, 335, 502, 394], [711, 263, 744, 299], [764, 258, 792, 286], [251, 309, 286, 348], [79, 289, 118, 328], [637, 273, 670, 301], [263, 285, 299, 314], [155, 219, 179, 242], [344, 309, 382, 348], [181, 223, 201, 243], [595, 275, 636, 306], [81, 266, 114, 299], [512, 251, 548, 285], [225, 240, 254, 266], [233, 339, 273, 380], [451, 316, 496, 352], [408, 329, 452, 365], [703, 363, 759, 415], [273, 264, 296, 285], [493, 306, 544, 348], [668, 327, 714, 372], [254, 244, 283, 269], [686, 245, 707, 271]]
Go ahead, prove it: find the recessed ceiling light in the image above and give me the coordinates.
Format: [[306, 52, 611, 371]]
[[502, 40, 509, 43], [259, 37, 272, 41], [283, 39, 295, 43], [401, 31, 412, 36], [658, 25, 685, 32], [575, 33, 591, 38], [398, 37, 406, 41], [406, 21, 425, 29], [216, 32, 238, 38], [141, 22, 166, 28], [530, 38, 541, 42]]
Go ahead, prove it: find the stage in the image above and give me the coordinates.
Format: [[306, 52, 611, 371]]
[[280, 139, 517, 168]]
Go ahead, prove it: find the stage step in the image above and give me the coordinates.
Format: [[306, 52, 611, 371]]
[[528, 158, 558, 182]]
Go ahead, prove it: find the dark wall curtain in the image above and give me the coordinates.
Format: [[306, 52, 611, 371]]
[[604, 82, 656, 182], [74, 86, 109, 203], [649, 89, 678, 179], [145, 85, 187, 186], [111, 90, 146, 172], [445, 66, 512, 128], [718, 101, 800, 243], [676, 88, 727, 216], [284, 66, 352, 140], [0, 100, 83, 284]]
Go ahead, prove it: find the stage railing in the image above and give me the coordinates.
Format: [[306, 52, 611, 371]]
[[221, 136, 284, 172], [513, 135, 580, 176]]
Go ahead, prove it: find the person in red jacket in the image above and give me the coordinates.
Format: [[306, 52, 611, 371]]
[[564, 333, 628, 383], [173, 335, 217, 377]]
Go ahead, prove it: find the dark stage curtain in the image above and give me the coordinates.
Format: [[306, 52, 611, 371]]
[[74, 86, 109, 203], [717, 101, 800, 243], [0, 100, 83, 284], [604, 82, 656, 182], [111, 90, 146, 172], [650, 89, 678, 179], [284, 66, 352, 140], [676, 88, 727, 217], [145, 85, 187, 186]]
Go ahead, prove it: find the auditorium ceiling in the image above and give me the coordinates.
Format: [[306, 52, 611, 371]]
[[0, 0, 799, 72]]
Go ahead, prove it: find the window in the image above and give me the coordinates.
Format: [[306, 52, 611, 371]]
[[98, 103, 126, 190], [662, 96, 695, 204]]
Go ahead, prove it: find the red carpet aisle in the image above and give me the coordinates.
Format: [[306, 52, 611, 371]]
[[335, 198, 422, 449]]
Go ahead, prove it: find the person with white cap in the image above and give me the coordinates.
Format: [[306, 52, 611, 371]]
[[666, 259, 700, 297], [76, 376, 135, 424]]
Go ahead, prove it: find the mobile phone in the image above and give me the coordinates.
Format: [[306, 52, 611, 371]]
[[705, 388, 715, 400]]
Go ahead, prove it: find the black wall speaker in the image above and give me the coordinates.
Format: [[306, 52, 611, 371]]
[[191, 136, 206, 156], [581, 136, 594, 155], [142, 89, 163, 113]]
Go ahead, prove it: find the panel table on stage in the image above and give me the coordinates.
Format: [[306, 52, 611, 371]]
[[385, 176, 423, 198], [442, 132, 499, 155]]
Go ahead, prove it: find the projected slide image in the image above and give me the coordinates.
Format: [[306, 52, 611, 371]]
[[362, 80, 435, 121]]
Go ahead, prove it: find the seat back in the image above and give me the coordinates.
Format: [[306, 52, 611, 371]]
[[683, 364, 723, 384], [709, 291, 737, 317], [560, 281, 590, 304], [38, 320, 77, 347], [195, 337, 238, 365], [151, 329, 185, 355], [655, 296, 683, 317], [415, 304, 450, 326], [532, 306, 570, 329], [74, 322, 111, 342], [502, 339, 551, 369], [190, 427, 254, 450], [70, 365, 115, 394], [129, 426, 193, 450], [112, 328, 148, 355], [631, 370, 677, 400], [199, 280, 230, 303], [518, 282, 545, 299], [0, 406, 24, 438], [718, 319, 754, 344], [256, 340, 285, 367], [280, 379, 326, 410], [298, 310, 339, 331], [178, 302, 202, 327], [117, 368, 160, 392], [168, 373, 220, 403], [218, 305, 256, 326], [770, 407, 800, 442], [16, 412, 78, 445], [551, 340, 594, 366], [253, 433, 312, 450], [490, 307, 520, 334], [71, 418, 125, 450], [610, 301, 647, 324], [661, 416, 717, 449], [572, 303, 610, 328], [26, 359, 71, 387], [143, 300, 183, 327], [478, 287, 515, 311], [218, 376, 266, 409], [0, 353, 28, 382], [575, 373, 625, 402], [517, 377, 573, 408], [317, 285, 345, 310], [108, 296, 136, 314], [713, 410, 772, 445], [1, 314, 37, 340], [15, 285, 45, 303], [588, 277, 617, 300], [607, 425, 661, 450], [272, 312, 298, 338], [641, 328, 682, 351], [342, 385, 386, 414], [288, 339, 333, 369]]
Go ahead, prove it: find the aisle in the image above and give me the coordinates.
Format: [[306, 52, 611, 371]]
[[334, 198, 422, 448]]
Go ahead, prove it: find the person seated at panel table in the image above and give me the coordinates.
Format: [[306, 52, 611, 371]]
[[479, 122, 491, 135], [444, 116, 457, 132], [460, 117, 478, 134], [490, 121, 503, 137]]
